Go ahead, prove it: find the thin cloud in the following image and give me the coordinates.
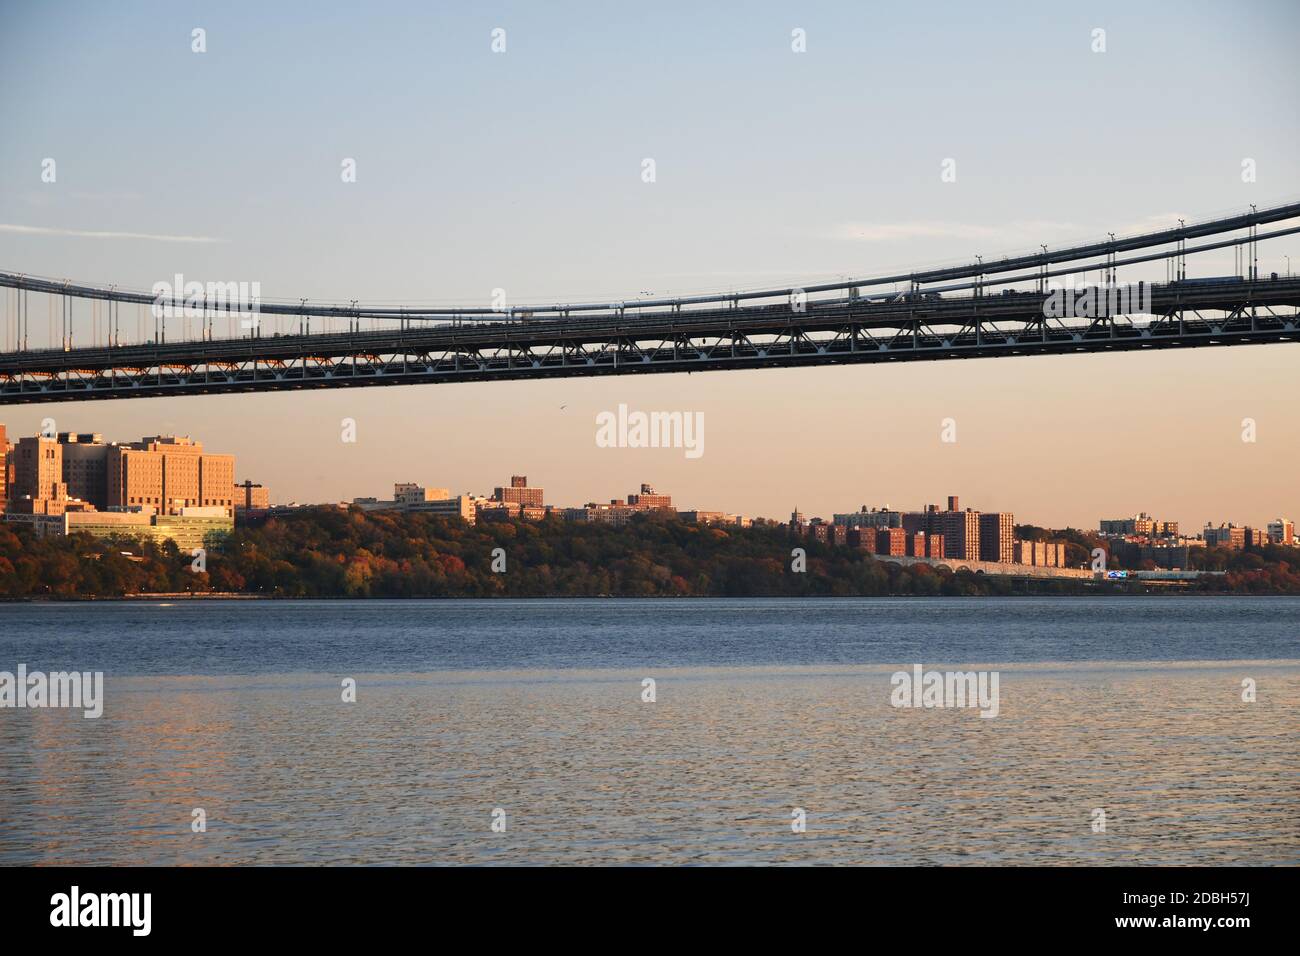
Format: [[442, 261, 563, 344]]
[[1110, 212, 1187, 237], [0, 223, 227, 243], [831, 220, 1080, 243]]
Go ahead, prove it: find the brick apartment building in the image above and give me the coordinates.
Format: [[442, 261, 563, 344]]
[[492, 476, 544, 508], [941, 506, 981, 561], [876, 527, 907, 556], [1100, 513, 1179, 536], [978, 512, 1015, 563], [627, 483, 673, 510]]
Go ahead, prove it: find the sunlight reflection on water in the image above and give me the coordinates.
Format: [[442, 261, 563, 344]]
[[2, 662, 1295, 865]]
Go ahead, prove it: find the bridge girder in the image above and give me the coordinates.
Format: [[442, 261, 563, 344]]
[[0, 283, 1296, 404]]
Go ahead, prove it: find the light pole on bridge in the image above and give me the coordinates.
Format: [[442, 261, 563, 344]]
[[1250, 205, 1258, 281], [1178, 219, 1186, 281]]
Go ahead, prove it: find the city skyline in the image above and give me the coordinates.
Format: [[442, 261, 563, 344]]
[[2, 419, 1293, 538]]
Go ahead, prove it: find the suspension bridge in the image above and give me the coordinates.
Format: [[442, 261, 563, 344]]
[[1, 200, 1297, 405]]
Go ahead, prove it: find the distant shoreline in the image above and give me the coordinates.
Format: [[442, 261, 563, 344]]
[[1, 591, 1282, 603], [5, 507, 1296, 599]]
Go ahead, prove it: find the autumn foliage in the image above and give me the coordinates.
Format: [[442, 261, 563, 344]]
[[2, 507, 1298, 599]]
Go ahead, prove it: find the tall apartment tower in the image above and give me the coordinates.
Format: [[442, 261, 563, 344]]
[[0, 423, 7, 512], [978, 512, 1015, 563], [942, 508, 980, 561]]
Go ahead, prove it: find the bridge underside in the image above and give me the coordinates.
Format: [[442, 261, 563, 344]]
[[1, 282, 1297, 404]]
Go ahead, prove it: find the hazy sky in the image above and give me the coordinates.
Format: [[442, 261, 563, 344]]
[[1, 0, 1297, 529]]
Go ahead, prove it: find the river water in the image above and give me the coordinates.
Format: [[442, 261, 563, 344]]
[[0, 598, 1296, 864]]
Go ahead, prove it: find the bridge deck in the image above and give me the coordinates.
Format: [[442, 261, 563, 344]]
[[0, 278, 1296, 404]]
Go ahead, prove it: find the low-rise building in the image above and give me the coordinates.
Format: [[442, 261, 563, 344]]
[[627, 483, 672, 511], [1014, 540, 1066, 567], [401, 495, 477, 524], [925, 533, 946, 559], [565, 501, 637, 525], [834, 506, 903, 529], [1267, 517, 1295, 546], [233, 480, 270, 512], [678, 510, 733, 526], [1204, 523, 1246, 549], [848, 527, 874, 552], [5, 505, 232, 551], [1100, 513, 1179, 537], [1245, 527, 1272, 548], [350, 485, 477, 524], [478, 501, 549, 521], [395, 483, 450, 506], [875, 527, 906, 556]]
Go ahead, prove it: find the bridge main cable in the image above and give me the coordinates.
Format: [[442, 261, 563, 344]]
[[2, 199, 1299, 320]]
